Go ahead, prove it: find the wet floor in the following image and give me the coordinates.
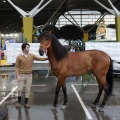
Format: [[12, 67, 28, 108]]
[[0, 72, 120, 120]]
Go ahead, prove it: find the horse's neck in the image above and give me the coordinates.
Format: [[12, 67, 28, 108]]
[[47, 47, 57, 64]]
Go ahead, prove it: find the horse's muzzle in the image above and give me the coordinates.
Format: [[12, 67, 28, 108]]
[[39, 49, 44, 56]]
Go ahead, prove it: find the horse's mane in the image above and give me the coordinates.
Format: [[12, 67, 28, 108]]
[[40, 32, 68, 61], [51, 34, 68, 61]]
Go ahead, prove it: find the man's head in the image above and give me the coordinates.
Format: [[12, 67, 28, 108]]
[[21, 43, 30, 53]]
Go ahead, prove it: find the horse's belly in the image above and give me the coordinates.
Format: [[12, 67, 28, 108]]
[[51, 68, 59, 77], [67, 67, 92, 76]]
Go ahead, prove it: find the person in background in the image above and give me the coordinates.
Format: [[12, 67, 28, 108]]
[[70, 47, 75, 52], [70, 47, 76, 81], [0, 47, 4, 60], [76, 47, 80, 52], [15, 43, 48, 109]]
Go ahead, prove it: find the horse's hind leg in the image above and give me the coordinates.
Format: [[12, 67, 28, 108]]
[[93, 73, 109, 111], [91, 85, 103, 108], [95, 76, 110, 111], [61, 85, 68, 110], [99, 84, 110, 111]]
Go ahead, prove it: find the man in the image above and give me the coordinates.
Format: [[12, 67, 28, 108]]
[[15, 43, 48, 109]]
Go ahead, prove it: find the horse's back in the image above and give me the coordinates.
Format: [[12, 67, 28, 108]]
[[68, 49, 110, 62], [74, 49, 110, 61], [65, 50, 110, 76], [87, 50, 110, 64]]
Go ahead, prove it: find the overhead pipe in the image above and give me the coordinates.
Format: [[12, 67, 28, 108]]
[[7, 0, 27, 17], [29, 0, 44, 17], [67, 11, 85, 32], [63, 15, 84, 33], [87, 12, 106, 32], [41, 0, 66, 31], [33, 0, 52, 17], [107, 0, 120, 16], [93, 0, 117, 16], [7, 0, 52, 17]]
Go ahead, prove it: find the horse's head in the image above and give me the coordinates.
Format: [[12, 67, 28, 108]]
[[38, 31, 51, 56]]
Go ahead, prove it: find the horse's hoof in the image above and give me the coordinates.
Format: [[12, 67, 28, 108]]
[[91, 104, 96, 108], [98, 107, 104, 112], [51, 106, 57, 110], [61, 105, 67, 110]]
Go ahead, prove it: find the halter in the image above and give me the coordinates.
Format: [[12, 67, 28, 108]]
[[40, 40, 51, 53]]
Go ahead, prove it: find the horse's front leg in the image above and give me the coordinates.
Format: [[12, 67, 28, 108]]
[[61, 84, 68, 110], [53, 87, 60, 108], [52, 77, 66, 110]]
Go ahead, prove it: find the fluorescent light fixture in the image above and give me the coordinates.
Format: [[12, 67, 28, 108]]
[[15, 34, 18, 37], [1, 34, 5, 36], [10, 34, 13, 37]]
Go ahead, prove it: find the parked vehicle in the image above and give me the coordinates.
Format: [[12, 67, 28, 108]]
[[113, 60, 120, 77]]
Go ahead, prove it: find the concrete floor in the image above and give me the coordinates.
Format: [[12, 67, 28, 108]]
[[0, 72, 120, 120]]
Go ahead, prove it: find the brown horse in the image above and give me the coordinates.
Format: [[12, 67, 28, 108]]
[[38, 31, 113, 111]]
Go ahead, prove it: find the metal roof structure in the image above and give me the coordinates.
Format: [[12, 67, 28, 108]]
[[0, 0, 120, 33]]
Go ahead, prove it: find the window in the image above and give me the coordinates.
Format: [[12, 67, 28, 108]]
[[55, 9, 115, 28]]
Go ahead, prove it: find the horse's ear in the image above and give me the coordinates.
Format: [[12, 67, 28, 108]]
[[48, 31, 52, 35]]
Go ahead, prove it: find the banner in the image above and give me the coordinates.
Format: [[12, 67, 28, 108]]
[[96, 19, 116, 41]]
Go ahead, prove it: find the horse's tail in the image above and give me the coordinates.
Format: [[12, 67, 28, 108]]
[[106, 57, 113, 95]]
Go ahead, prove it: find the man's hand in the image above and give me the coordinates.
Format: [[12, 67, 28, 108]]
[[17, 75, 20, 81]]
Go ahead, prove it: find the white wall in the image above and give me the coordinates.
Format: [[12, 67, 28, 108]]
[[85, 42, 120, 62], [6, 43, 48, 63], [6, 39, 68, 64]]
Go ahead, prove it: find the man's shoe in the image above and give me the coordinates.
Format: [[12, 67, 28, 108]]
[[16, 103, 21, 108], [24, 104, 31, 109]]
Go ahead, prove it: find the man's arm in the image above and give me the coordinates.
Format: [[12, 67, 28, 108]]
[[15, 56, 20, 79], [33, 55, 48, 61]]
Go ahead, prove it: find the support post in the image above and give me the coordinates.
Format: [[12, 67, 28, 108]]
[[115, 16, 120, 42], [22, 17, 33, 43], [84, 32, 88, 43], [7, 0, 52, 43]]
